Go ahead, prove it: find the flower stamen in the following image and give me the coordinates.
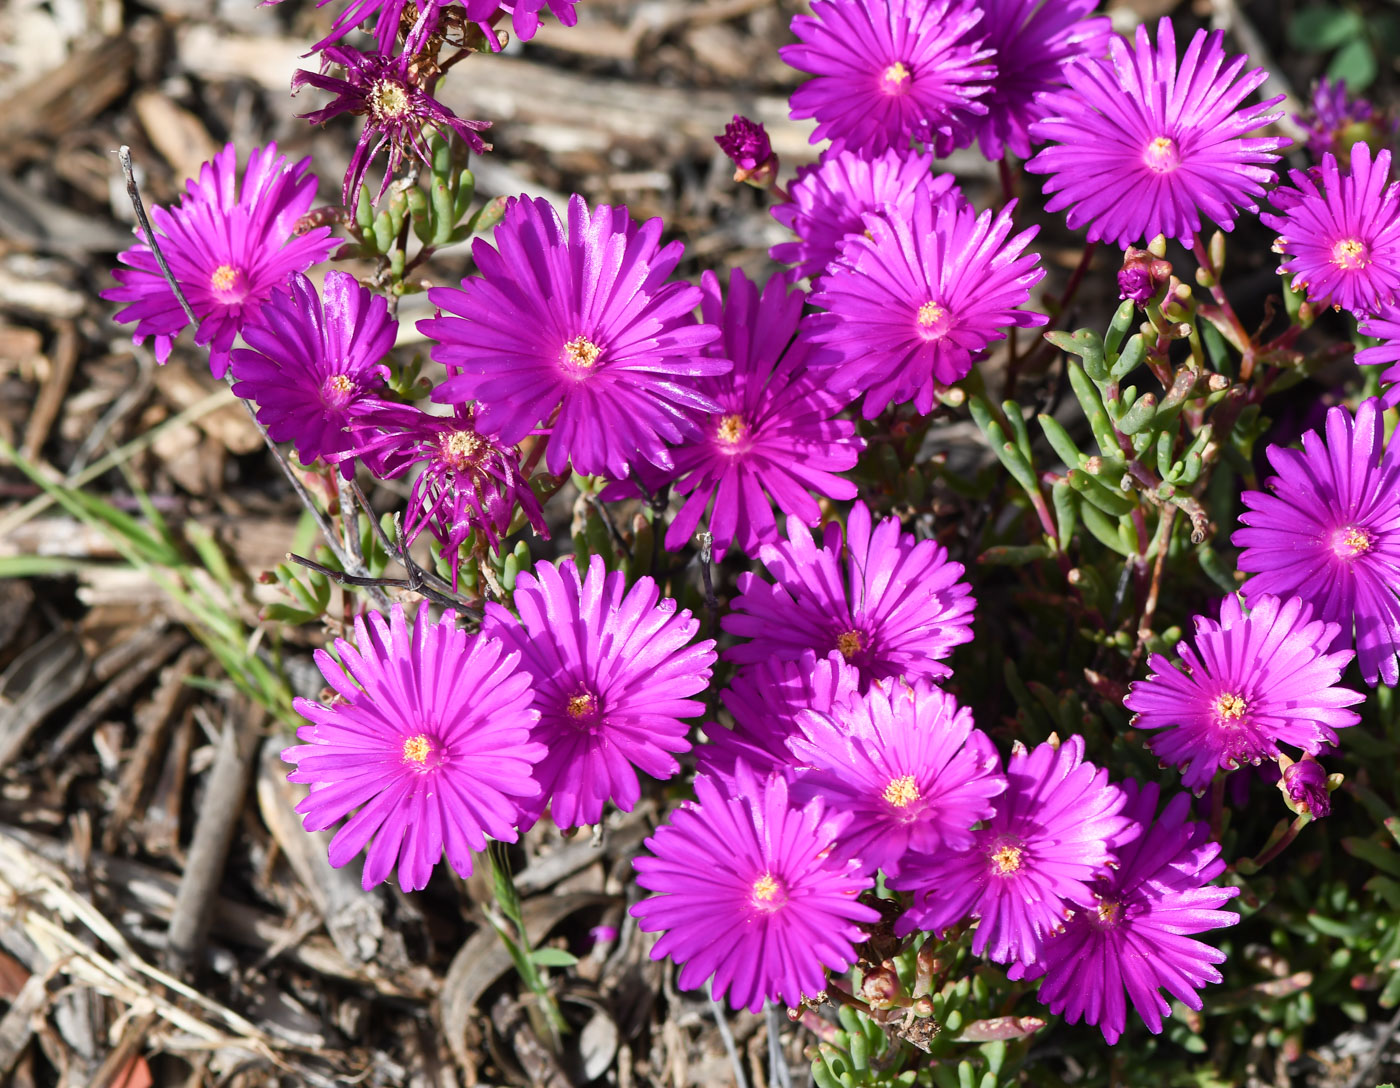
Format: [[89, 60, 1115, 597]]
[[716, 414, 747, 445], [1214, 692, 1247, 721], [563, 335, 602, 370], [1331, 238, 1368, 269], [402, 733, 432, 764], [883, 775, 919, 808], [836, 629, 863, 660], [990, 843, 1023, 874], [1143, 135, 1180, 173]]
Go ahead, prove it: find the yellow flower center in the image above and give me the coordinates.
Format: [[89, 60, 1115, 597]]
[[563, 335, 602, 369], [210, 264, 240, 292], [1214, 692, 1247, 721], [1332, 238, 1368, 269], [369, 79, 411, 120], [402, 734, 431, 764], [990, 843, 1023, 875], [1143, 135, 1180, 173], [882, 60, 911, 91], [567, 693, 597, 719], [716, 413, 747, 445], [751, 872, 783, 907], [883, 775, 919, 808], [1333, 524, 1374, 557], [1095, 899, 1122, 926], [836, 629, 863, 660], [439, 428, 485, 471], [325, 374, 355, 396]]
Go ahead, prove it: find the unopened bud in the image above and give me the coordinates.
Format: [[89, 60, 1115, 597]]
[[1280, 754, 1333, 818], [1118, 246, 1172, 304], [716, 115, 779, 189]]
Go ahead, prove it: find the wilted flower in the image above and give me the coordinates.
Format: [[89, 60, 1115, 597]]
[[1026, 17, 1288, 246], [1280, 755, 1333, 818], [283, 604, 544, 891], [631, 763, 880, 1012], [293, 46, 490, 207], [103, 144, 336, 377]]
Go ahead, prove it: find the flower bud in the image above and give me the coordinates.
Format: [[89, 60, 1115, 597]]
[[716, 115, 779, 188], [1279, 754, 1332, 818], [1118, 246, 1172, 304]]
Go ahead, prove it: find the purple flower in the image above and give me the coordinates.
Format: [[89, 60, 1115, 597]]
[[893, 735, 1134, 964], [1123, 595, 1363, 794], [293, 47, 490, 207], [962, 0, 1111, 161], [1026, 17, 1288, 246], [421, 194, 727, 479], [311, 0, 451, 55], [653, 269, 863, 561], [230, 271, 392, 475], [770, 146, 958, 281], [1356, 308, 1400, 405], [1281, 756, 1332, 818], [698, 650, 860, 787], [806, 191, 1046, 417], [1007, 780, 1238, 1044], [102, 144, 336, 377], [283, 604, 544, 891], [1261, 144, 1400, 317], [461, 0, 580, 42], [786, 680, 1006, 878], [1297, 78, 1392, 164], [631, 762, 880, 1012], [716, 115, 777, 183], [1233, 398, 1400, 686], [723, 502, 976, 689], [482, 555, 716, 830], [781, 0, 994, 158], [345, 401, 548, 584]]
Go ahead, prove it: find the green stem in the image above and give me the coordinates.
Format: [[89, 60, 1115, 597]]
[[485, 843, 570, 1040]]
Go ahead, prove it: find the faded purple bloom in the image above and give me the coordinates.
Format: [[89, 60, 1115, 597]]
[[962, 0, 1111, 161], [102, 144, 335, 377], [482, 555, 716, 830], [716, 115, 776, 182], [1262, 144, 1400, 317], [782, 0, 994, 158], [461, 0, 580, 42], [631, 762, 880, 1012], [293, 47, 490, 207], [698, 650, 860, 787], [652, 269, 863, 560], [806, 192, 1046, 417], [770, 146, 958, 281], [894, 735, 1134, 965], [1118, 245, 1172, 304], [786, 680, 1006, 878], [1234, 399, 1400, 686], [1124, 595, 1363, 794], [1298, 78, 1392, 164], [345, 401, 548, 584], [283, 604, 544, 891], [723, 502, 976, 689], [421, 194, 727, 479], [1026, 17, 1288, 246], [1281, 756, 1332, 817], [1356, 307, 1400, 404], [230, 271, 392, 475], [1008, 780, 1238, 1044]]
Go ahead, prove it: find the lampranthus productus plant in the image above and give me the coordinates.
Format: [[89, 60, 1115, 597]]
[[61, 0, 1400, 1084]]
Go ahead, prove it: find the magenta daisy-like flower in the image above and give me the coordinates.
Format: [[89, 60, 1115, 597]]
[[698, 650, 861, 787], [893, 735, 1134, 964], [102, 144, 336, 377], [770, 146, 958, 281], [345, 401, 548, 583], [1007, 780, 1238, 1045], [1297, 78, 1392, 164], [293, 47, 490, 208], [723, 502, 976, 689], [461, 0, 580, 42], [421, 194, 727, 479], [631, 762, 880, 1013], [1123, 595, 1363, 793], [1261, 144, 1400, 317], [1025, 17, 1288, 246], [230, 271, 393, 475], [786, 680, 1006, 879], [806, 192, 1046, 417], [655, 269, 863, 561], [283, 604, 544, 891], [311, 0, 451, 55], [1233, 398, 1400, 686], [963, 0, 1111, 161], [481, 555, 716, 830], [1356, 307, 1400, 404], [782, 0, 994, 158]]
